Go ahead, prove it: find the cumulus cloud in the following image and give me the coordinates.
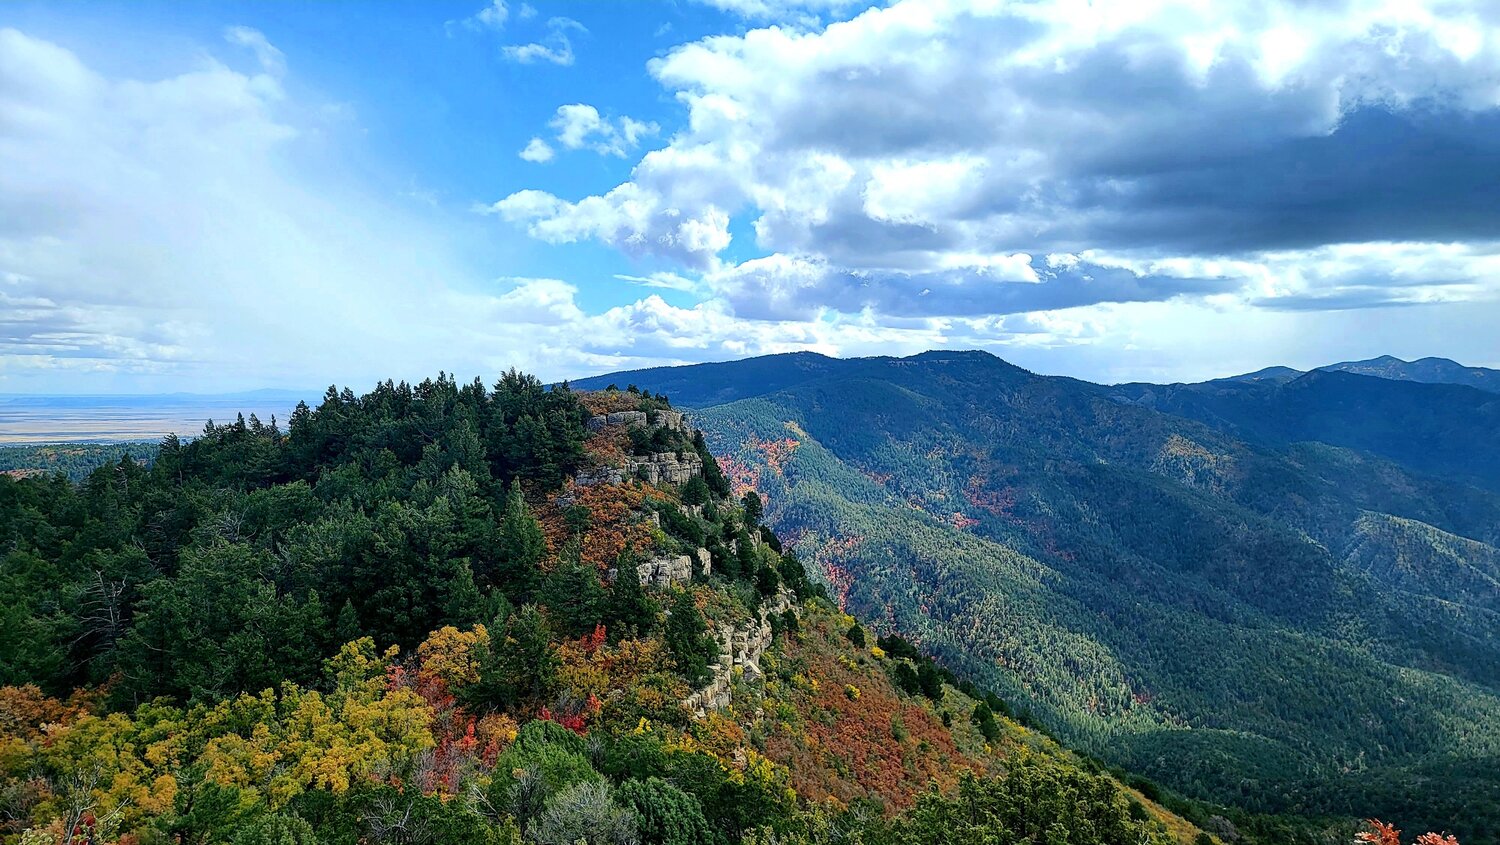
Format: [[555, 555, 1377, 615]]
[[0, 27, 623, 391], [549, 104, 658, 157], [519, 136, 554, 162], [13, 4, 1500, 393], [492, 0, 1500, 325], [0, 25, 1005, 391]]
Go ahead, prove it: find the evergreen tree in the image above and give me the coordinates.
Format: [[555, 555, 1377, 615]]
[[972, 701, 1001, 742], [540, 543, 606, 638], [605, 551, 659, 640], [680, 475, 711, 507], [466, 603, 558, 711], [441, 559, 487, 628], [846, 621, 867, 649], [741, 491, 764, 527], [755, 563, 780, 598], [664, 590, 718, 687], [618, 777, 710, 845], [495, 480, 546, 603], [693, 431, 731, 498], [333, 599, 361, 646]]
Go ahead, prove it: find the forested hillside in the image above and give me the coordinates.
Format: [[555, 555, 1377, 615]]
[[0, 444, 158, 484], [577, 350, 1500, 842], [0, 372, 1219, 845], [1112, 370, 1500, 491]]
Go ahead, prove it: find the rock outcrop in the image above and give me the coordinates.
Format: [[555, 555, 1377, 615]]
[[637, 554, 693, 588], [585, 410, 649, 431], [683, 589, 797, 716], [635, 547, 713, 588], [576, 407, 704, 487], [628, 450, 703, 485], [652, 409, 689, 432], [584, 408, 691, 433], [572, 450, 703, 486]]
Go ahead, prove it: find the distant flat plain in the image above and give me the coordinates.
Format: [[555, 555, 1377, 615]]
[[0, 391, 310, 444]]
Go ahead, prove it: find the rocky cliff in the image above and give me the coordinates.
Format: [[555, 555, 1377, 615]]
[[636, 547, 712, 588], [684, 588, 797, 716], [576, 408, 704, 486]]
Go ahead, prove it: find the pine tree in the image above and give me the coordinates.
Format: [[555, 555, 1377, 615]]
[[496, 480, 546, 603], [742, 491, 763, 527], [540, 543, 605, 638], [333, 599, 362, 646], [441, 560, 487, 628], [693, 431, 731, 498], [664, 590, 718, 687], [466, 603, 557, 711], [605, 551, 659, 640], [681, 475, 711, 507]]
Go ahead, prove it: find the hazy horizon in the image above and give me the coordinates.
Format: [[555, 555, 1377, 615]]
[[3, 349, 1494, 400]]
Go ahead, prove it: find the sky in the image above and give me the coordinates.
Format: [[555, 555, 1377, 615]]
[[3, 0, 1500, 394]]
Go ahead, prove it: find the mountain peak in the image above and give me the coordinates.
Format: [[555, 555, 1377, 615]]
[[1318, 355, 1500, 393]]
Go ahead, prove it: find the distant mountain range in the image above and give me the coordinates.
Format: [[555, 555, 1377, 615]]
[[574, 350, 1500, 840], [1213, 355, 1500, 392]]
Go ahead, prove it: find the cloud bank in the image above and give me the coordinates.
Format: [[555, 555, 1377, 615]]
[[495, 0, 1500, 337]]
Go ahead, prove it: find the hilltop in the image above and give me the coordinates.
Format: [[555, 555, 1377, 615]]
[[0, 372, 1206, 845]]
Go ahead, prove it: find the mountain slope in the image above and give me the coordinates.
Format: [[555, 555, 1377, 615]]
[[1113, 369, 1500, 491], [583, 350, 1500, 840]]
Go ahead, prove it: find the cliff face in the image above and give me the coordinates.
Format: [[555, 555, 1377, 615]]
[[636, 547, 712, 588], [577, 408, 705, 486], [684, 587, 796, 716]]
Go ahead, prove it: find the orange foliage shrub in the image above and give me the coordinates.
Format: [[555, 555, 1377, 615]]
[[750, 434, 799, 474], [0, 684, 98, 742], [963, 475, 1020, 518], [807, 535, 863, 611], [761, 612, 976, 812], [580, 390, 652, 415], [541, 482, 662, 570], [583, 426, 633, 470], [1357, 820, 1461, 845]]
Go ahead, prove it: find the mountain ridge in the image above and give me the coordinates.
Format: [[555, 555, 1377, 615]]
[[573, 349, 1500, 841]]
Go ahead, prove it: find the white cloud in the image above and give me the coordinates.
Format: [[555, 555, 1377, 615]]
[[13, 5, 1500, 394], [492, 0, 1500, 326], [0, 27, 610, 391], [549, 104, 659, 157], [485, 184, 732, 269], [487, 277, 585, 324], [448, 0, 509, 34], [502, 17, 584, 66], [519, 136, 554, 162], [223, 26, 285, 77]]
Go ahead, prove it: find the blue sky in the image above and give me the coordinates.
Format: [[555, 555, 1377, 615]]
[[4, 0, 1500, 393]]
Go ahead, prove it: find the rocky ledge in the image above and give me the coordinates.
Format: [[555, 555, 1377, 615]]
[[636, 547, 712, 588], [683, 588, 797, 716], [572, 450, 704, 487], [585, 408, 692, 433]]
